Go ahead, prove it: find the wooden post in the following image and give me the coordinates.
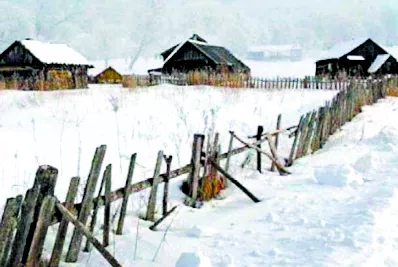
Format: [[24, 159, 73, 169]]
[[55, 202, 122, 267], [271, 114, 282, 172], [225, 131, 234, 173], [190, 134, 205, 205], [145, 151, 163, 222], [287, 115, 304, 166], [49, 177, 80, 267], [256, 126, 264, 173], [66, 145, 106, 263], [116, 153, 137, 235], [103, 164, 112, 247], [162, 155, 172, 216], [8, 188, 39, 267], [1, 195, 22, 267], [0, 197, 19, 265], [25, 196, 56, 267], [210, 160, 260, 203], [149, 205, 178, 231], [84, 166, 106, 252], [23, 165, 58, 264]]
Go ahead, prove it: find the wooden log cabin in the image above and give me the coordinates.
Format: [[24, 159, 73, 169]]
[[315, 38, 398, 79], [0, 39, 93, 90], [154, 34, 250, 78]]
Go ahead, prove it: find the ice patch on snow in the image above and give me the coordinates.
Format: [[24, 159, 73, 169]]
[[175, 252, 212, 267], [314, 164, 363, 187], [353, 152, 386, 173], [186, 225, 216, 238]]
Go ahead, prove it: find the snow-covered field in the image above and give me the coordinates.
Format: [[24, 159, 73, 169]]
[[3, 84, 398, 266]]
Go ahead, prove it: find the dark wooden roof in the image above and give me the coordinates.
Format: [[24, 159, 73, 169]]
[[161, 34, 250, 72]]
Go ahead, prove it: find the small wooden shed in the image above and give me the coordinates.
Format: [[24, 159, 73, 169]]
[[94, 66, 123, 84], [0, 39, 92, 90]]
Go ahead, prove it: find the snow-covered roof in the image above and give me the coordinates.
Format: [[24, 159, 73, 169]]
[[347, 55, 365, 61], [368, 54, 390, 73], [20, 39, 90, 66], [381, 45, 398, 60], [88, 57, 163, 76], [317, 38, 369, 61]]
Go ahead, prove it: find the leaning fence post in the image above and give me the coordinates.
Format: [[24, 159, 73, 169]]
[[162, 155, 172, 216], [8, 188, 39, 267], [66, 145, 106, 263], [103, 164, 112, 247], [116, 153, 137, 235], [256, 126, 264, 173], [287, 115, 304, 166], [271, 114, 282, 172], [49, 177, 80, 267], [25, 196, 56, 267], [0, 197, 20, 265], [145, 151, 164, 222], [224, 131, 234, 187], [0, 195, 22, 267], [189, 134, 205, 206], [22, 165, 58, 264]]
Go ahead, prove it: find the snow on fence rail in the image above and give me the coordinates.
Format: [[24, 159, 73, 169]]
[[0, 76, 397, 266]]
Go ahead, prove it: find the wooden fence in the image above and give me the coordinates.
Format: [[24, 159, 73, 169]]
[[122, 73, 396, 91], [0, 76, 396, 266]]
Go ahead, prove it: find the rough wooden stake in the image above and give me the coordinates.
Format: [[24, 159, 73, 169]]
[[26, 196, 56, 267], [66, 145, 106, 263], [162, 155, 172, 217], [84, 168, 106, 252], [146, 151, 164, 222], [0, 197, 19, 265], [23, 165, 58, 264], [149, 205, 178, 231], [116, 153, 137, 235], [210, 160, 260, 203], [49, 177, 80, 267], [8, 188, 39, 267], [189, 134, 205, 205], [55, 202, 122, 267], [271, 114, 282, 172], [225, 131, 234, 173], [104, 164, 112, 247], [287, 115, 304, 166], [0, 195, 22, 267], [256, 126, 264, 173]]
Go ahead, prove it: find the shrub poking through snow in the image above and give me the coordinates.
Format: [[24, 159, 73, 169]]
[[199, 168, 225, 201]]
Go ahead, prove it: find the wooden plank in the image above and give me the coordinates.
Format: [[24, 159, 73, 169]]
[[49, 177, 80, 267], [66, 145, 106, 263], [0, 197, 19, 265], [149, 205, 178, 231], [55, 202, 123, 267], [211, 160, 260, 203], [224, 131, 234, 174], [104, 164, 112, 247], [84, 168, 106, 252], [295, 112, 311, 159], [116, 153, 137, 235], [287, 115, 304, 166], [162, 155, 172, 217], [256, 126, 264, 173], [8, 188, 39, 267], [1, 195, 22, 267], [25, 196, 56, 267], [146, 151, 163, 222], [271, 114, 282, 172], [190, 134, 204, 205], [23, 165, 58, 264]]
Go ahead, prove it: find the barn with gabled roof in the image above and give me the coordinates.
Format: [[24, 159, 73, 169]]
[[156, 34, 250, 77], [0, 39, 93, 90], [315, 38, 397, 78]]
